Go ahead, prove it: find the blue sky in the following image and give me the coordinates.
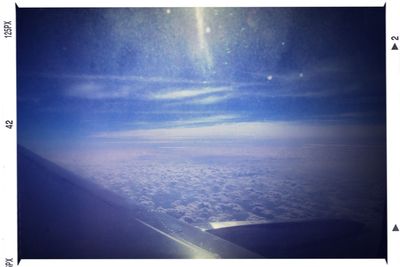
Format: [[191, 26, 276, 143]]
[[17, 7, 386, 156]]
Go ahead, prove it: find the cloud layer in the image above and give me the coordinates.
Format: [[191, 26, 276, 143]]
[[92, 121, 384, 144], [56, 144, 386, 226], [150, 86, 232, 100]]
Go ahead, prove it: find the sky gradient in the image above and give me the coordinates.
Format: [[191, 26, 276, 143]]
[[17, 7, 385, 157]]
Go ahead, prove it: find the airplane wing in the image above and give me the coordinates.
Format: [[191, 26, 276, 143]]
[[17, 146, 385, 260], [18, 146, 259, 259]]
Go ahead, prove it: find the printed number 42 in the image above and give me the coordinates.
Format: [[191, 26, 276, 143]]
[[5, 120, 13, 129]]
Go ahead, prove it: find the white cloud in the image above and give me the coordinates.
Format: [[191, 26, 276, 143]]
[[190, 94, 232, 105], [49, 73, 210, 85], [92, 121, 383, 142], [66, 83, 131, 99], [123, 114, 241, 129], [171, 115, 239, 125], [150, 86, 232, 100]]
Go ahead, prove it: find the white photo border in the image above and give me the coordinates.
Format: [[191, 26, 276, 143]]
[[1, 1, 398, 267]]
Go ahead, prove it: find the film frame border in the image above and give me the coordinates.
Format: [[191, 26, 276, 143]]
[[1, 0, 398, 266]]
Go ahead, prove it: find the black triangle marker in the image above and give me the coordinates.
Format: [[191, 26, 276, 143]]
[[392, 43, 398, 50], [393, 224, 399, 231]]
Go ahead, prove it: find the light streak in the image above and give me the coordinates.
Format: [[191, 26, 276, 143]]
[[195, 7, 213, 74]]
